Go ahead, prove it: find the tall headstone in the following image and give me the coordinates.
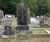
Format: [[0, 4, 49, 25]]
[[16, 1, 29, 30]]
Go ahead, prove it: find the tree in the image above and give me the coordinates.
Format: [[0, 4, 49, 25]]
[[0, 0, 21, 16], [28, 0, 35, 16], [35, 0, 48, 16]]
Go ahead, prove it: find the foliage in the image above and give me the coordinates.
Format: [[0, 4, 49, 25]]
[[46, 0, 50, 13], [35, 0, 48, 16], [0, 0, 50, 17], [28, 0, 35, 16], [0, 0, 36, 16], [0, 0, 21, 16]]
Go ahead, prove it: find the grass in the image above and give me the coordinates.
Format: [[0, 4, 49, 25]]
[[31, 28, 50, 31]]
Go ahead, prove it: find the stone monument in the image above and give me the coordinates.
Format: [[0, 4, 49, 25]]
[[16, 1, 29, 30], [0, 10, 4, 19], [0, 10, 4, 25]]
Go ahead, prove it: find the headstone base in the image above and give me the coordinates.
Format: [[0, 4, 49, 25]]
[[16, 25, 29, 30]]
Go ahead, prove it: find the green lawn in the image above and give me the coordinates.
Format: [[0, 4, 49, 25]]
[[31, 28, 50, 31]]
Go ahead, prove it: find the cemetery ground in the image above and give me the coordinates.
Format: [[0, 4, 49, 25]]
[[0, 31, 50, 42], [0, 16, 50, 42], [0, 28, 50, 42], [31, 28, 50, 31], [0, 21, 50, 42]]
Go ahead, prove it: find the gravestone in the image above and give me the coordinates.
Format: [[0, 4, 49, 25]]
[[4, 26, 14, 35], [0, 10, 4, 19], [16, 1, 29, 30], [0, 10, 4, 25]]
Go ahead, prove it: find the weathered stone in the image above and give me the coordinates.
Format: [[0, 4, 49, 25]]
[[16, 1, 29, 30], [0, 10, 4, 19]]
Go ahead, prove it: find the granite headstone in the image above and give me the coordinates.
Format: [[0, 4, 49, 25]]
[[16, 2, 29, 30]]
